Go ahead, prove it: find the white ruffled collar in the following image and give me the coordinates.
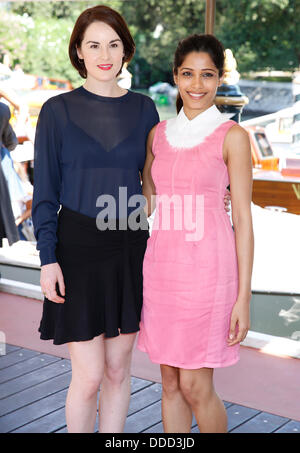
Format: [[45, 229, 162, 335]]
[[165, 104, 231, 150], [176, 104, 222, 131]]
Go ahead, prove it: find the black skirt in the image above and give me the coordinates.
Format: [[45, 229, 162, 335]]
[[38, 207, 149, 345]]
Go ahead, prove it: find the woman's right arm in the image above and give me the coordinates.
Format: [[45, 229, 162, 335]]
[[32, 100, 65, 303], [141, 125, 157, 217]]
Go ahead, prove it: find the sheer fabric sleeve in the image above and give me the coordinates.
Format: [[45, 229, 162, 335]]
[[3, 123, 18, 151], [1, 105, 18, 151], [145, 97, 160, 136], [32, 100, 62, 266]]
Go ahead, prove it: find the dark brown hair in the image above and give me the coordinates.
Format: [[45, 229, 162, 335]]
[[69, 5, 135, 78], [173, 34, 225, 113]]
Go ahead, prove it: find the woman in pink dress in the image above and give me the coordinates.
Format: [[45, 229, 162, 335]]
[[138, 34, 254, 433]]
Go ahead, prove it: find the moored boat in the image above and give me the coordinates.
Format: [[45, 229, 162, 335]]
[[242, 122, 300, 214]]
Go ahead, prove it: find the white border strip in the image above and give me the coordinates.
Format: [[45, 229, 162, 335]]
[[242, 330, 300, 359], [0, 278, 43, 301]]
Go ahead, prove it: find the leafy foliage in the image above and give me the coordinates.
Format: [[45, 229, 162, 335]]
[[0, 0, 298, 88], [214, 0, 299, 72]]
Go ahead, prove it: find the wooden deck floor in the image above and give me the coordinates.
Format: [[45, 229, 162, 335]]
[[1, 344, 300, 434]]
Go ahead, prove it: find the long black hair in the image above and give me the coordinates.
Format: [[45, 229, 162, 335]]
[[173, 34, 225, 113]]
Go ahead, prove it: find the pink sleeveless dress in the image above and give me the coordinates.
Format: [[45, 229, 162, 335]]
[[137, 105, 240, 369]]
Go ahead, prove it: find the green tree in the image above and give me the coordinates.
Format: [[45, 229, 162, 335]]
[[215, 0, 299, 73], [0, 1, 122, 86], [119, 0, 298, 84], [0, 0, 298, 88], [120, 0, 206, 86]]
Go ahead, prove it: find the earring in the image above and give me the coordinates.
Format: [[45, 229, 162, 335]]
[[78, 58, 84, 64]]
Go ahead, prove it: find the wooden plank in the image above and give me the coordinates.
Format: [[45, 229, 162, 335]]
[[36, 414, 99, 434], [131, 376, 153, 394], [0, 388, 68, 433], [3, 345, 22, 354], [0, 353, 60, 384], [11, 407, 67, 433], [145, 417, 199, 434], [0, 358, 71, 399], [143, 422, 165, 433], [0, 371, 71, 416], [227, 404, 260, 431], [13, 407, 297, 434], [124, 400, 162, 433], [128, 383, 161, 416], [0, 348, 41, 370], [43, 378, 155, 434], [1, 344, 300, 434], [275, 420, 300, 433], [55, 426, 68, 433], [224, 401, 234, 409], [231, 412, 290, 433]]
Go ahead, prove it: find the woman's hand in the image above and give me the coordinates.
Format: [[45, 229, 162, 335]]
[[15, 216, 23, 226], [227, 297, 250, 346], [224, 189, 231, 212], [40, 262, 65, 303]]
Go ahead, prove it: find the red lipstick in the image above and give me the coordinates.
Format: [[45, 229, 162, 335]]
[[97, 64, 113, 71]]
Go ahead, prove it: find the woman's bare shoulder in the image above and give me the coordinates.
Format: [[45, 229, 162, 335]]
[[226, 123, 250, 143]]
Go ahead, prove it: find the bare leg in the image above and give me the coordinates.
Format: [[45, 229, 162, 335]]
[[66, 335, 105, 433], [98, 332, 136, 433], [179, 368, 227, 433], [161, 364, 193, 433]]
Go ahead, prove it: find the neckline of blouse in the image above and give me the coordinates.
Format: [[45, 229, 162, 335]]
[[79, 85, 132, 102]]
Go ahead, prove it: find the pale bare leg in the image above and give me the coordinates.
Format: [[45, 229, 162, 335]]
[[66, 335, 105, 433], [161, 364, 193, 433], [98, 332, 136, 433], [179, 368, 227, 433]]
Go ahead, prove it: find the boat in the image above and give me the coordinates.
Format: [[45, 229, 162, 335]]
[[242, 121, 300, 215]]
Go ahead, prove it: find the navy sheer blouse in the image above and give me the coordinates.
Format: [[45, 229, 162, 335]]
[[32, 86, 159, 266]]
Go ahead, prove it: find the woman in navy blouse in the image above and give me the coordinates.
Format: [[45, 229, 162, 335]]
[[32, 5, 159, 433]]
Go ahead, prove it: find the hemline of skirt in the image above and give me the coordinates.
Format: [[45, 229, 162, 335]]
[[137, 344, 240, 370], [39, 326, 140, 346]]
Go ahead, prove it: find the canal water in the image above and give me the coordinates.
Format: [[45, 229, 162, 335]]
[[251, 292, 300, 341]]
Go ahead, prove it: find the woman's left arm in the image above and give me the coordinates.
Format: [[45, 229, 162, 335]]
[[224, 124, 254, 346]]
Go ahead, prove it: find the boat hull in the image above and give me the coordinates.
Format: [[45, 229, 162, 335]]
[[253, 172, 300, 214]]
